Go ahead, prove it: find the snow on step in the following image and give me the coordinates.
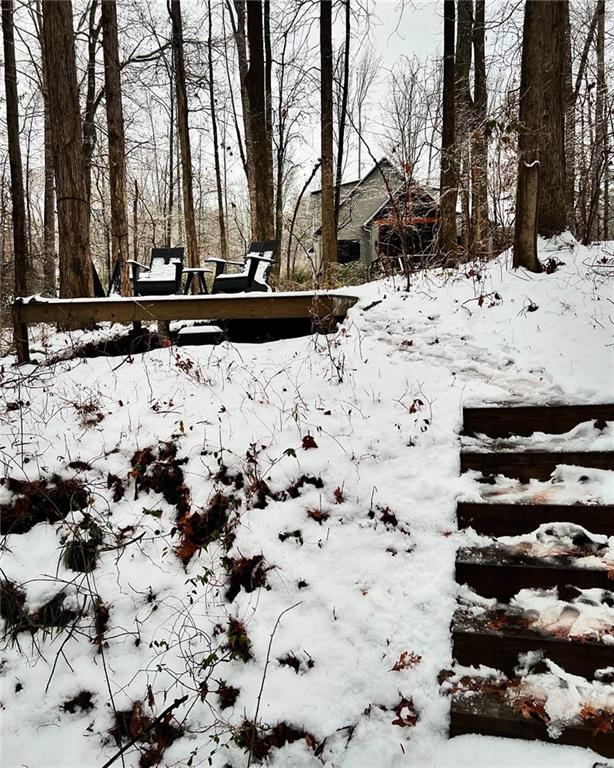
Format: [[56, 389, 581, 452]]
[[452, 608, 613, 680], [456, 502, 614, 537], [460, 450, 614, 483], [456, 545, 613, 602], [450, 688, 614, 758], [463, 404, 614, 438]]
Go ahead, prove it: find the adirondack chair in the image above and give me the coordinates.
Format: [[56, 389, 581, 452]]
[[127, 247, 184, 296], [209, 240, 277, 294]]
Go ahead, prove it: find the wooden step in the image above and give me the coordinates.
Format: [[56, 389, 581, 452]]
[[460, 451, 614, 483], [457, 502, 614, 537], [463, 404, 614, 438], [456, 548, 612, 602], [450, 689, 614, 757], [452, 611, 612, 680]]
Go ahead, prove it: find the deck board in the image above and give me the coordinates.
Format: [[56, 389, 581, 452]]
[[12, 292, 358, 364]]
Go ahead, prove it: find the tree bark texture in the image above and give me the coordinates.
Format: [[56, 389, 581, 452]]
[[42, 0, 94, 297], [82, 0, 100, 206], [166, 71, 174, 247], [513, 0, 546, 272], [245, 0, 274, 240], [2, 0, 29, 299], [455, 0, 473, 255], [230, 0, 253, 187], [438, 0, 458, 259], [537, 0, 567, 237], [263, 0, 274, 238], [207, 0, 228, 259], [334, 0, 351, 230], [568, 1, 599, 236], [471, 0, 488, 257], [32, 0, 56, 294], [319, 0, 337, 275], [169, 0, 199, 269], [101, 0, 131, 295], [588, 0, 605, 240]]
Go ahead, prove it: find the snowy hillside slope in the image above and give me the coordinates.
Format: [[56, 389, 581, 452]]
[[0, 238, 612, 767]]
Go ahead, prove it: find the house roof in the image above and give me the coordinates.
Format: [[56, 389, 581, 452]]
[[310, 157, 395, 198], [362, 182, 439, 228]]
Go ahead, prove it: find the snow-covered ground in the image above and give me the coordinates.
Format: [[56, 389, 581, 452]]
[[1, 238, 612, 767]]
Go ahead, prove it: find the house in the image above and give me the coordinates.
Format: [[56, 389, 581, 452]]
[[310, 158, 440, 268]]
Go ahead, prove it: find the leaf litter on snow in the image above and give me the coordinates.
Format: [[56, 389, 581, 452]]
[[0, 236, 612, 766]]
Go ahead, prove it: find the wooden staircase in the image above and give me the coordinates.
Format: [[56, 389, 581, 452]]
[[450, 403, 614, 757]]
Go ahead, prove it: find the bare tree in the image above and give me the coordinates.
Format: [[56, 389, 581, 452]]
[[352, 46, 380, 177], [438, 0, 458, 259], [456, 0, 473, 254], [472, 0, 488, 257], [2, 0, 29, 301], [207, 0, 228, 259], [513, 0, 545, 272], [538, 0, 567, 237], [169, 0, 199, 269], [588, 0, 605, 240], [101, 0, 131, 294], [82, 0, 102, 206], [334, 0, 351, 228], [566, 0, 599, 234], [43, 0, 94, 297], [245, 0, 274, 240], [320, 0, 336, 276]]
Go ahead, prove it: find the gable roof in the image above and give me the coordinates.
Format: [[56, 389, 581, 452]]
[[362, 182, 439, 227], [310, 157, 395, 198]]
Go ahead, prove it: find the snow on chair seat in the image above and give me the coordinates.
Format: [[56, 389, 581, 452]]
[[128, 247, 184, 296], [211, 240, 277, 295]]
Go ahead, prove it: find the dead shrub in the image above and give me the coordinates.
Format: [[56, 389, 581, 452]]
[[175, 492, 235, 565], [225, 617, 252, 662], [0, 475, 90, 535], [63, 690, 94, 714], [217, 681, 240, 710], [235, 720, 318, 762], [223, 554, 269, 602]]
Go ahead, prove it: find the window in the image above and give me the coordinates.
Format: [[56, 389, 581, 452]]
[[337, 240, 361, 264]]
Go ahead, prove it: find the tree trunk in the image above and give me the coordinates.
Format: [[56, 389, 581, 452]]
[[263, 0, 274, 235], [169, 0, 199, 269], [101, 0, 131, 295], [456, 0, 473, 257], [320, 0, 336, 277], [471, 0, 488, 258], [230, 0, 253, 187], [2, 0, 29, 299], [513, 0, 545, 272], [82, 0, 100, 206], [563, 1, 575, 234], [245, 0, 274, 241], [166, 73, 174, 247], [33, 0, 56, 295], [588, 0, 605, 241], [207, 0, 227, 259], [222, 2, 247, 175], [438, 0, 458, 259], [569, 2, 599, 238], [334, 0, 350, 230], [42, 0, 93, 297], [537, 0, 567, 237], [43, 95, 56, 294]]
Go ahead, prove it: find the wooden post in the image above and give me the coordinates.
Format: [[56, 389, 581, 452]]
[[12, 303, 30, 364]]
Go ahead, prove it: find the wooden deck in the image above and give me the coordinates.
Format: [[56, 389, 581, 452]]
[[12, 292, 358, 364]]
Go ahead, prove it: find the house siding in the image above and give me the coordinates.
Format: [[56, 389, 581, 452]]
[[311, 161, 403, 266]]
